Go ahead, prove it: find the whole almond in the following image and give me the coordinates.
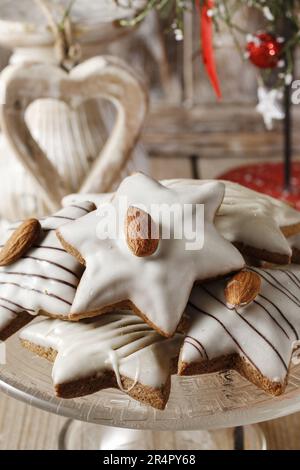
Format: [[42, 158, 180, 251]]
[[0, 219, 42, 266], [224, 270, 261, 309], [125, 206, 159, 257]]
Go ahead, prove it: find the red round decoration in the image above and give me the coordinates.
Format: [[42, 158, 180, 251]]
[[246, 33, 281, 69], [218, 162, 300, 210]]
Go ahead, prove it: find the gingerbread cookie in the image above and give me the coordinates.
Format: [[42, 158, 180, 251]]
[[179, 265, 300, 396], [164, 179, 300, 265], [19, 311, 183, 410], [0, 310, 32, 342], [0, 202, 95, 323], [287, 234, 300, 264], [57, 173, 245, 336], [62, 179, 300, 265]]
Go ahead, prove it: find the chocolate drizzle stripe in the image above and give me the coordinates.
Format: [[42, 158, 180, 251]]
[[22, 256, 80, 280], [184, 339, 204, 358], [0, 272, 76, 289], [0, 282, 72, 306], [32, 246, 66, 253], [234, 309, 288, 371], [185, 335, 209, 360], [47, 216, 76, 221], [253, 299, 290, 340], [69, 205, 91, 213], [0, 303, 18, 315], [188, 301, 262, 374], [202, 286, 288, 371], [184, 337, 209, 360], [249, 267, 300, 308], [289, 270, 300, 282], [281, 269, 300, 289], [258, 293, 299, 341], [261, 269, 300, 305], [0, 296, 34, 312]]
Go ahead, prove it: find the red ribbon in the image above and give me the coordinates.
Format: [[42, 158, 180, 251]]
[[196, 0, 222, 99]]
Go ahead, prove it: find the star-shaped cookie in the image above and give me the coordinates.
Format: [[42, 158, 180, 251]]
[[20, 311, 183, 410], [179, 265, 300, 396], [62, 179, 300, 265], [57, 173, 245, 337], [0, 202, 95, 327], [164, 179, 300, 264]]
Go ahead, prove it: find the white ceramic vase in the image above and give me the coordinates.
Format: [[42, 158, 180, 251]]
[[0, 0, 148, 221]]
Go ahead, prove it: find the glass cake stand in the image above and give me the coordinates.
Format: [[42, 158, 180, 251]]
[[2, 335, 300, 450]]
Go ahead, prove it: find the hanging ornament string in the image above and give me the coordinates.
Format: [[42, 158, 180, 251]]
[[34, 0, 81, 71], [121, 1, 299, 93], [195, 0, 222, 99]]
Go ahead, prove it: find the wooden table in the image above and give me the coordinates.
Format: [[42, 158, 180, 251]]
[[1, 104, 300, 450]]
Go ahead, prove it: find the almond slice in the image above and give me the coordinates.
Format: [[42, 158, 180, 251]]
[[224, 270, 261, 309], [0, 219, 42, 266], [125, 206, 159, 257]]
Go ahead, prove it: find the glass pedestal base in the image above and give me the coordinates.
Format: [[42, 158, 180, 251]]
[[58, 420, 267, 450], [4, 335, 300, 450]]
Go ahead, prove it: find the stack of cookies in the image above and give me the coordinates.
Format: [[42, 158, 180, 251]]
[[1, 173, 300, 410]]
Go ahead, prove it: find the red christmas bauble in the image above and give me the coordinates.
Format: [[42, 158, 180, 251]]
[[218, 162, 300, 210], [246, 33, 281, 69]]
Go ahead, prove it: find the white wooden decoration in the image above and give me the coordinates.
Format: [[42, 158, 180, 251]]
[[0, 56, 148, 217]]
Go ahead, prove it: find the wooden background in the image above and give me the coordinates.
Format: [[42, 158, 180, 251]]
[[1, 8, 300, 449]]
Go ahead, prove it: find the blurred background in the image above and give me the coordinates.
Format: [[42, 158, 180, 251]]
[[1, 1, 300, 191]]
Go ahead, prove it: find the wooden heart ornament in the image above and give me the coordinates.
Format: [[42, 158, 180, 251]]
[[0, 56, 148, 213]]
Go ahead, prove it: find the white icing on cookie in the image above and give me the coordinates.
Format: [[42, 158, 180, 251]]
[[19, 311, 182, 390], [164, 179, 300, 259], [0, 202, 95, 319], [181, 265, 300, 385], [63, 179, 300, 261], [58, 173, 245, 336], [63, 193, 114, 208], [292, 343, 300, 365]]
